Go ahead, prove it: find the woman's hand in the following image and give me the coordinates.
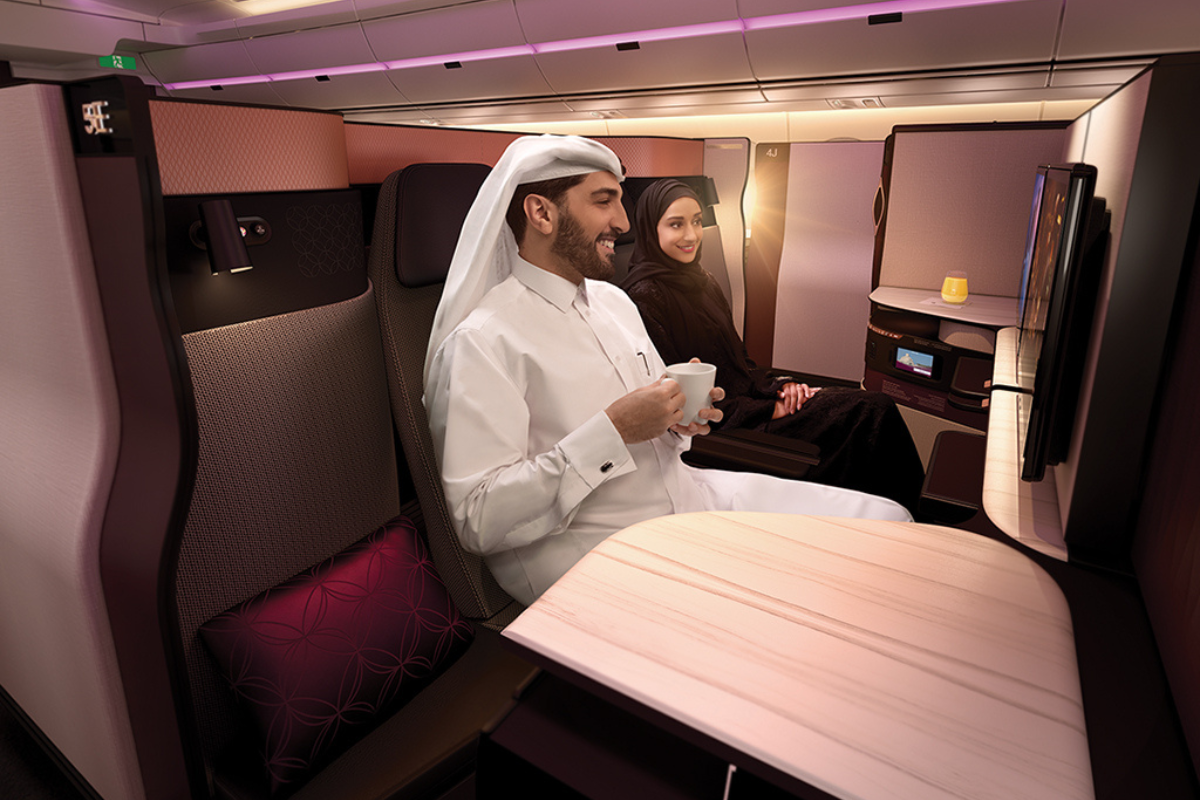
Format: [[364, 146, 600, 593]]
[[773, 381, 819, 419]]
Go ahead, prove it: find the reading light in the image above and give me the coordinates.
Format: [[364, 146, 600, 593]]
[[198, 199, 254, 275]]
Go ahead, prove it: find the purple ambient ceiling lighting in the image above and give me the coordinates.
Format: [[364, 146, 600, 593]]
[[162, 0, 1025, 91]]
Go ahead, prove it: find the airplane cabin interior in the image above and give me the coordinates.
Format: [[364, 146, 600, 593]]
[[2, 1, 1200, 799]]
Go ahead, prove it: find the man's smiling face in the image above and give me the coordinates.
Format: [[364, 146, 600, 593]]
[[550, 170, 628, 283]]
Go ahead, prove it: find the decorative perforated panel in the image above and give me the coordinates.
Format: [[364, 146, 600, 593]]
[[150, 100, 349, 195], [344, 124, 704, 184]]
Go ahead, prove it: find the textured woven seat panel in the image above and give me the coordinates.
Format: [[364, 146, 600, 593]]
[[175, 287, 401, 764]]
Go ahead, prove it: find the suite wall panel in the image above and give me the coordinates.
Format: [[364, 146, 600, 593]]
[[345, 124, 520, 184], [1132, 228, 1200, 775], [879, 126, 1066, 297], [1053, 69, 1150, 525], [773, 141, 883, 381], [1056, 57, 1200, 562], [595, 137, 704, 179], [150, 100, 348, 195], [0, 82, 142, 800], [344, 125, 703, 185]]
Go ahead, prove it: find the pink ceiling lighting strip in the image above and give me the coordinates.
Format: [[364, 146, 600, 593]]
[[745, 0, 1022, 29], [161, 0, 1026, 91], [530, 20, 745, 54]]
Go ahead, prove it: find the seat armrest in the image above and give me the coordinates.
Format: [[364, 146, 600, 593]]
[[682, 428, 820, 481]]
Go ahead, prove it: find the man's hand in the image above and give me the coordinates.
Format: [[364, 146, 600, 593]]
[[606, 379, 686, 443], [671, 385, 725, 437], [773, 382, 819, 420]]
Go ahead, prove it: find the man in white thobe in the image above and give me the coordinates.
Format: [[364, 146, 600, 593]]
[[425, 135, 910, 606]]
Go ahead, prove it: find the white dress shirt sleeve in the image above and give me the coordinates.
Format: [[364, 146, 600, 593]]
[[427, 327, 637, 556]]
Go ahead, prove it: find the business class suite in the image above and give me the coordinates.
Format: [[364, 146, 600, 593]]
[[2, 1, 1200, 798]]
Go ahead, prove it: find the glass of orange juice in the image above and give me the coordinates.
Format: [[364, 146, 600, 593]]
[[941, 271, 969, 304]]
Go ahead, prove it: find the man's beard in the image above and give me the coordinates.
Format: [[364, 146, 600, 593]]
[[552, 206, 615, 282]]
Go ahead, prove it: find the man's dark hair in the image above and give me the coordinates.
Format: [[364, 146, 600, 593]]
[[505, 174, 588, 244]]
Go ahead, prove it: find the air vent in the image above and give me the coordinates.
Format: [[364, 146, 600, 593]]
[[827, 97, 885, 109]]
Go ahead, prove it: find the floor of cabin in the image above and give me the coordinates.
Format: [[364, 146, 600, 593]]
[[0, 698, 90, 800]]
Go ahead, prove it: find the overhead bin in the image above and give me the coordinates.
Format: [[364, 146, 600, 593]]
[[143, 38, 259, 85], [384, 58, 554, 104], [362, 0, 554, 102], [1057, 0, 1200, 60], [533, 34, 756, 95], [267, 72, 410, 110], [512, 0, 737, 41], [743, 0, 1062, 81], [513, 0, 751, 94], [362, 0, 530, 61], [162, 82, 288, 106], [241, 22, 377, 76]]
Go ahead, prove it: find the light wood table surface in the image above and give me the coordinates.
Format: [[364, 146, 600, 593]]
[[871, 286, 1020, 328], [504, 511, 1092, 800]]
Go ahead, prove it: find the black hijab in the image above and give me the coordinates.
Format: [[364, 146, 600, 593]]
[[620, 179, 771, 422], [622, 179, 709, 296]]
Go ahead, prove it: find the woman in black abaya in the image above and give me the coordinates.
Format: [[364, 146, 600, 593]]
[[620, 179, 926, 514]]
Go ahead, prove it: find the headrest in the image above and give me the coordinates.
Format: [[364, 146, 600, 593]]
[[392, 162, 491, 288]]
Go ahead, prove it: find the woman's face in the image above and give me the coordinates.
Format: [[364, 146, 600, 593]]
[[656, 196, 704, 264]]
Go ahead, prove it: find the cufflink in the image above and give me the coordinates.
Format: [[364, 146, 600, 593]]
[[600, 461, 614, 473]]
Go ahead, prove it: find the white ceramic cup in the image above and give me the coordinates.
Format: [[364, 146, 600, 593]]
[[665, 362, 717, 425]]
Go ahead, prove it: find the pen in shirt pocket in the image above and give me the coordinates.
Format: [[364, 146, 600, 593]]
[[636, 350, 650, 376]]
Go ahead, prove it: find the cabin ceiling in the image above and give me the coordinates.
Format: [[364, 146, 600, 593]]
[[2, 0, 1196, 127]]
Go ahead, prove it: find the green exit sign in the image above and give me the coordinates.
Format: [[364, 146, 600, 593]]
[[99, 55, 137, 70]]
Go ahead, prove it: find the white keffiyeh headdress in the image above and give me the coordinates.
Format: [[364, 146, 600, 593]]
[[423, 134, 623, 386]]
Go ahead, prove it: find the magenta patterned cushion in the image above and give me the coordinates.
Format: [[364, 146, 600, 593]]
[[199, 516, 474, 795]]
